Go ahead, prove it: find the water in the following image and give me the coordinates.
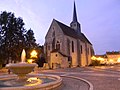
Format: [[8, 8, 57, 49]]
[[21, 49, 26, 63], [0, 77, 55, 87]]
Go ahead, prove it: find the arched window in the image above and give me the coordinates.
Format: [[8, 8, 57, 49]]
[[67, 39, 70, 55], [88, 48, 89, 55], [52, 38, 55, 50], [72, 41, 74, 52], [81, 45, 82, 54], [56, 41, 60, 50], [52, 31, 55, 37]]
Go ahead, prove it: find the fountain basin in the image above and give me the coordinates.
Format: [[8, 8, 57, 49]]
[[0, 74, 62, 90], [1, 49, 62, 90], [6, 63, 37, 79]]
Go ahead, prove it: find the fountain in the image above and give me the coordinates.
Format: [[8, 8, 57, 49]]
[[6, 49, 37, 79], [0, 49, 62, 90]]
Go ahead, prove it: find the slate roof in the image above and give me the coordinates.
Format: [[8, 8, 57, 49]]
[[54, 19, 92, 45], [51, 49, 68, 57]]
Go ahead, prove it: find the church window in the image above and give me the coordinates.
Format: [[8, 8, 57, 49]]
[[52, 31, 55, 37], [74, 24, 76, 26], [88, 48, 89, 55], [91, 48, 94, 56], [48, 45, 50, 50], [57, 41, 59, 43], [67, 39, 70, 55], [52, 38, 55, 50], [56, 41, 60, 50], [56, 54, 57, 57], [81, 45, 82, 54], [72, 41, 74, 52]]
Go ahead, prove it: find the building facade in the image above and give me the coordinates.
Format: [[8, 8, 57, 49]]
[[106, 51, 120, 64], [44, 2, 94, 68], [92, 51, 120, 65]]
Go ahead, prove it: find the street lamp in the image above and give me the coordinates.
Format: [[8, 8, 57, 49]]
[[27, 50, 38, 63], [30, 50, 38, 59]]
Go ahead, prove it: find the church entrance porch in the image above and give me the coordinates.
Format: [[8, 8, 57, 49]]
[[50, 51, 69, 69]]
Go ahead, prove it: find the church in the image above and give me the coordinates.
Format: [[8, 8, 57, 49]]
[[44, 2, 94, 69]]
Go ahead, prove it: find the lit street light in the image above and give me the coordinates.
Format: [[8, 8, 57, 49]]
[[27, 50, 38, 63], [30, 50, 38, 59]]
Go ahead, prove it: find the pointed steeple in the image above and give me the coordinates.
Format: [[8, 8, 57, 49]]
[[70, 1, 81, 35], [73, 1, 78, 22]]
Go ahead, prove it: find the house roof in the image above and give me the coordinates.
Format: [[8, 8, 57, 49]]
[[51, 49, 68, 57], [54, 19, 92, 45], [94, 55, 107, 58], [106, 51, 120, 55]]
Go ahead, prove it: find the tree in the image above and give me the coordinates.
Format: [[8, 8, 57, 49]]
[[0, 11, 39, 65], [25, 28, 37, 58], [25, 28, 36, 48], [35, 45, 46, 67]]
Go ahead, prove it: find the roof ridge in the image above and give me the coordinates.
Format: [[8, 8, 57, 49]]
[[53, 19, 92, 45], [54, 19, 73, 29]]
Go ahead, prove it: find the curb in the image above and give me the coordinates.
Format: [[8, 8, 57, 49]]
[[0, 74, 62, 90], [60, 75, 93, 90]]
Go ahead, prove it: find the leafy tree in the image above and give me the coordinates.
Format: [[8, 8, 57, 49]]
[[25, 28, 37, 58], [35, 45, 46, 67], [89, 60, 100, 66], [25, 28, 36, 48], [0, 11, 37, 64], [0, 11, 27, 63]]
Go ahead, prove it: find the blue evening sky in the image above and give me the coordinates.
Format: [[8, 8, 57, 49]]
[[0, 0, 120, 54]]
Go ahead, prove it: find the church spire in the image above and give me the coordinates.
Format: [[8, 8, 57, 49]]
[[73, 1, 77, 22], [70, 1, 81, 35]]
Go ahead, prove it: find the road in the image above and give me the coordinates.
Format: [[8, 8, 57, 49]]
[[1, 66, 120, 90], [36, 66, 120, 90]]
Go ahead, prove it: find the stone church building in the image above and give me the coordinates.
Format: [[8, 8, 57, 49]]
[[44, 2, 94, 69]]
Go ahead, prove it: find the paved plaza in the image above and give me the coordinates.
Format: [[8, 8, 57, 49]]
[[1, 66, 120, 90]]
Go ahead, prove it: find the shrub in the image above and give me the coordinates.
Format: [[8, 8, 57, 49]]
[[89, 60, 101, 66]]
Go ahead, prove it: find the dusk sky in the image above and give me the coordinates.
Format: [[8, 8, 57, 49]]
[[0, 0, 120, 54]]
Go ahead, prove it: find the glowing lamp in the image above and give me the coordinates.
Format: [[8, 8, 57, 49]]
[[30, 50, 38, 58]]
